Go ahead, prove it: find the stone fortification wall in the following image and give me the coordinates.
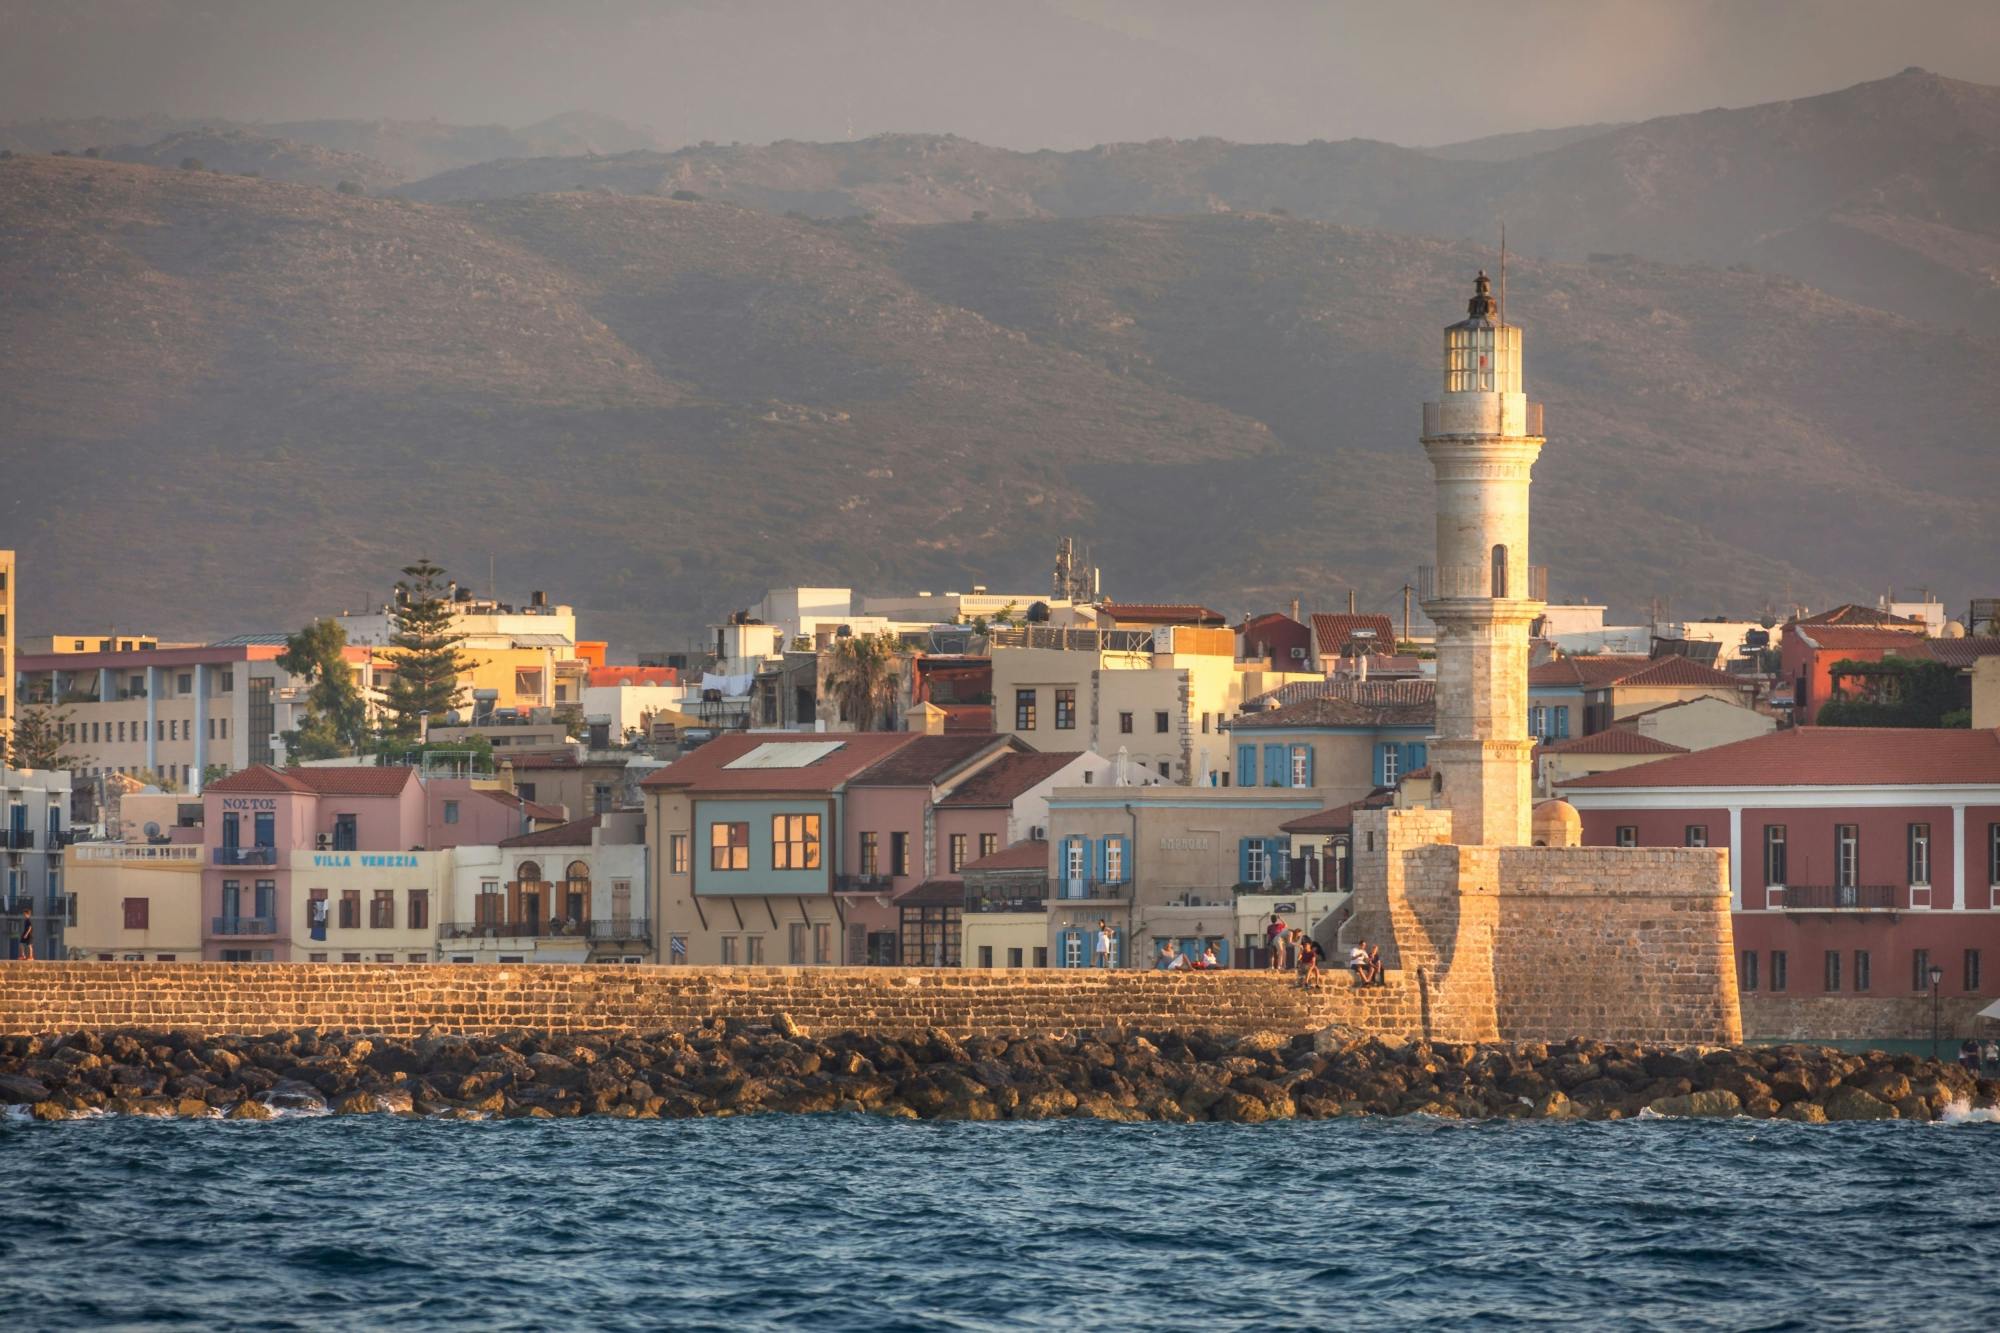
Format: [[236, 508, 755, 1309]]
[[0, 963, 1429, 1040], [1490, 846, 1741, 1045], [1743, 994, 1995, 1043]]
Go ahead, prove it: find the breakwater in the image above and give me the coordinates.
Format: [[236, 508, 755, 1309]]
[[4, 1023, 1993, 1123]]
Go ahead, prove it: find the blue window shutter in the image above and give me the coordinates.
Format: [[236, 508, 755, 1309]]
[[1238, 838, 1252, 884], [1404, 742, 1427, 773], [1216, 939, 1230, 967], [1556, 707, 1570, 739], [1265, 744, 1286, 787], [1373, 743, 1388, 787], [1236, 745, 1256, 787], [1111, 928, 1124, 967]]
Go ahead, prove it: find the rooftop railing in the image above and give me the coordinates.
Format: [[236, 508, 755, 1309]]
[[1417, 564, 1548, 603], [835, 874, 895, 894], [213, 846, 278, 866], [988, 626, 1156, 654], [1776, 884, 1899, 911], [210, 916, 278, 936], [72, 843, 203, 863]]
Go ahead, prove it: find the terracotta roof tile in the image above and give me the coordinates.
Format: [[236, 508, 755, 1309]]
[[1560, 727, 2000, 790], [897, 878, 967, 907], [1790, 625, 1929, 651], [1231, 691, 1434, 730], [499, 815, 602, 849], [939, 751, 1078, 806], [1278, 793, 1394, 834], [1605, 657, 1747, 689], [479, 788, 568, 821], [204, 765, 315, 795], [588, 665, 678, 687], [1794, 604, 1925, 628], [961, 838, 1053, 872], [1310, 614, 1396, 656], [1098, 602, 1228, 626], [1920, 637, 2000, 669], [640, 731, 919, 793], [1246, 678, 1434, 709], [849, 734, 1013, 786], [1541, 730, 1690, 756], [206, 765, 416, 796], [1528, 655, 1653, 687]]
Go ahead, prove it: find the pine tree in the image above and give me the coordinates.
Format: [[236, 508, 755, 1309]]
[[381, 560, 475, 740], [277, 617, 370, 758], [6, 704, 89, 771]]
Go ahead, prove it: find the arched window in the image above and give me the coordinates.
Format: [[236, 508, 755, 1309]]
[[511, 861, 545, 934], [563, 860, 590, 930], [1491, 544, 1509, 598], [516, 860, 543, 885]]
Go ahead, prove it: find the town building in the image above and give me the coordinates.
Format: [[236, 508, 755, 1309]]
[[1310, 613, 1397, 669], [1223, 681, 1434, 806], [66, 839, 204, 960], [1536, 729, 1690, 794], [1560, 727, 2000, 1018], [4, 765, 73, 960], [1236, 611, 1312, 672], [15, 639, 378, 791], [338, 587, 580, 714], [439, 812, 649, 964], [1977, 657, 2000, 730], [1781, 614, 1928, 724]]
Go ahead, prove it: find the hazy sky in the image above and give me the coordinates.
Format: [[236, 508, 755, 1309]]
[[3, 0, 1998, 148]]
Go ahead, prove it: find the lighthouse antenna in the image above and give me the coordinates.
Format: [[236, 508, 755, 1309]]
[[1499, 221, 1507, 328]]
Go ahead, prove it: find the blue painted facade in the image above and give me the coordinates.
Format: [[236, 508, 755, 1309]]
[[691, 796, 836, 896]]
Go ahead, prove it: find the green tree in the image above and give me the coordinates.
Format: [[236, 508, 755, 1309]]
[[5, 704, 90, 771], [131, 768, 182, 794], [335, 179, 363, 195], [277, 617, 371, 759], [380, 560, 475, 739], [824, 633, 903, 731]]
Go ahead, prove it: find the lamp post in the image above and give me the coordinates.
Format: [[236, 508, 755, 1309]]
[[1928, 964, 1945, 1060]]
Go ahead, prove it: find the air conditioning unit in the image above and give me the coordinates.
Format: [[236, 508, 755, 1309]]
[[1029, 825, 1046, 841], [1290, 646, 1309, 660]]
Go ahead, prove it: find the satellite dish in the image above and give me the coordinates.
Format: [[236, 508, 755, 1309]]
[[143, 821, 162, 839]]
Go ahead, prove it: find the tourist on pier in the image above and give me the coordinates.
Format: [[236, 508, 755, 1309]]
[[1094, 920, 1114, 968], [1298, 937, 1322, 988], [1265, 914, 1288, 969], [1364, 942, 1384, 986], [1960, 1039, 1981, 1072], [1348, 942, 1368, 985], [16, 911, 33, 961], [1199, 943, 1220, 970]]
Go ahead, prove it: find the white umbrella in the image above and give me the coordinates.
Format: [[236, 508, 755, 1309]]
[[1977, 998, 2000, 1021]]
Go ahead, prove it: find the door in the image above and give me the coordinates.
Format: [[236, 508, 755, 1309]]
[[331, 814, 356, 852], [221, 812, 240, 851], [254, 811, 275, 849]]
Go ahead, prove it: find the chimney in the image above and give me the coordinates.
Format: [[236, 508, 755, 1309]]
[[1290, 598, 1300, 623], [1347, 589, 1356, 614]]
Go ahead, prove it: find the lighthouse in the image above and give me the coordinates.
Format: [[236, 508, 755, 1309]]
[[1418, 271, 1544, 847]]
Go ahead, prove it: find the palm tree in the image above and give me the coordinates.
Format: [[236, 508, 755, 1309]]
[[824, 633, 903, 731]]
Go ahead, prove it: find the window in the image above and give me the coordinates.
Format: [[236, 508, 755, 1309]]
[[814, 922, 833, 964], [1155, 711, 1169, 733], [340, 953, 362, 964], [1491, 544, 1508, 598], [719, 936, 738, 965], [1990, 822, 2000, 887], [443, 800, 459, 825], [1824, 950, 1840, 992], [332, 813, 357, 851], [744, 935, 765, 965], [710, 822, 749, 871], [1908, 823, 1931, 886], [338, 891, 360, 929], [1157, 761, 1170, 777], [1014, 689, 1037, 730], [1054, 689, 1076, 730], [670, 833, 689, 875], [117, 721, 126, 743], [1063, 933, 1084, 968], [860, 832, 879, 877], [1065, 838, 1086, 881], [1529, 705, 1546, 738], [1119, 711, 1134, 734], [408, 954, 427, 964], [122, 898, 149, 929], [890, 831, 909, 877], [1968, 950, 1983, 992], [309, 953, 328, 963], [1245, 841, 1268, 885], [1763, 825, 1787, 886], [1033, 946, 1048, 968], [1615, 826, 1637, 848], [790, 922, 809, 965], [370, 891, 395, 929], [592, 783, 614, 815], [1202, 713, 1211, 734], [1684, 825, 1707, 848], [1855, 950, 1870, 991], [374, 953, 394, 964], [1382, 746, 1400, 785], [771, 813, 822, 870], [1835, 824, 1858, 889], [949, 834, 967, 873], [1770, 950, 1787, 993], [977, 945, 994, 968], [1105, 838, 1124, 884], [1553, 706, 1570, 739], [408, 890, 429, 930], [977, 833, 998, 862], [1290, 745, 1310, 788], [1913, 948, 1931, 992]]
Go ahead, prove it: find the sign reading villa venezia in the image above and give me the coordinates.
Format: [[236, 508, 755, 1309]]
[[1159, 837, 1210, 851], [309, 853, 423, 869]]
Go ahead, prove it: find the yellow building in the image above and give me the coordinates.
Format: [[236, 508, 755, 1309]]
[[1976, 656, 2000, 730], [292, 850, 444, 964], [23, 632, 164, 654], [66, 842, 206, 961]]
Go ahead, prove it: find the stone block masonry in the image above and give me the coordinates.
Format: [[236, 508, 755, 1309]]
[[0, 964, 1430, 1041]]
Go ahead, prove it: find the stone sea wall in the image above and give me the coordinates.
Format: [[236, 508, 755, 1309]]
[[0, 963, 1430, 1040], [1742, 993, 1995, 1043]]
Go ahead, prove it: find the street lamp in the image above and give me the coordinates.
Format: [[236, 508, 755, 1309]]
[[1928, 964, 1945, 1060]]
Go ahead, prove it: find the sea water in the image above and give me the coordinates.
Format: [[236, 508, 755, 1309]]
[[3, 1114, 1997, 1329]]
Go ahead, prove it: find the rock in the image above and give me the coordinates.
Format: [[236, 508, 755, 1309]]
[[374, 1089, 415, 1115], [1822, 1086, 1898, 1121], [176, 1097, 211, 1118], [228, 1099, 275, 1121], [1778, 1101, 1828, 1124], [772, 1012, 806, 1040], [1647, 1089, 1741, 1118], [263, 1081, 329, 1113], [1867, 1073, 1913, 1104], [30, 1100, 70, 1121], [0, 1073, 54, 1103], [1234, 1030, 1288, 1056], [1533, 1090, 1576, 1119], [1215, 1092, 1272, 1124], [334, 1091, 381, 1115]]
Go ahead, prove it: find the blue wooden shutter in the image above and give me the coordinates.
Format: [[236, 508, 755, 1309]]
[[1238, 838, 1252, 884], [1403, 742, 1427, 773], [1263, 744, 1285, 787], [1269, 839, 1288, 886], [1215, 939, 1230, 967], [1556, 707, 1570, 739], [1236, 745, 1257, 787], [1372, 743, 1389, 787]]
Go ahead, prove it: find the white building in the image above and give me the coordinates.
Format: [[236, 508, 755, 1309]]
[[439, 812, 649, 963], [4, 765, 74, 959]]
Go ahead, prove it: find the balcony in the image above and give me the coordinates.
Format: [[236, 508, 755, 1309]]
[[586, 917, 652, 944], [1, 830, 35, 851], [210, 916, 279, 936], [1051, 876, 1128, 903], [212, 846, 278, 866], [1422, 400, 1543, 438], [967, 888, 1048, 914], [835, 874, 895, 894], [1775, 884, 1898, 912], [72, 843, 202, 863], [1417, 564, 1548, 603], [441, 920, 597, 941]]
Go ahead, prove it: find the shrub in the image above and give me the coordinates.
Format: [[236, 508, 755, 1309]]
[[335, 179, 363, 195], [670, 189, 703, 201], [180, 156, 204, 171]]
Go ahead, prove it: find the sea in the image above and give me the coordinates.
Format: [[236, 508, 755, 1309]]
[[3, 1113, 1998, 1330]]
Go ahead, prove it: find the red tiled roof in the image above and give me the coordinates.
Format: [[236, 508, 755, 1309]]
[[1246, 678, 1434, 709], [1790, 625, 1929, 651], [1230, 691, 1434, 729], [1237, 612, 1305, 633], [1560, 727, 2000, 791], [1279, 793, 1393, 834], [896, 878, 967, 908], [939, 751, 1078, 806], [500, 815, 602, 849], [1098, 602, 1228, 626], [1605, 657, 1746, 689], [1311, 614, 1396, 656], [1794, 604, 1924, 628], [1528, 655, 1653, 687], [1541, 730, 1690, 756], [588, 665, 679, 687], [849, 734, 1013, 787], [962, 838, 1053, 873], [640, 731, 919, 793], [1920, 637, 2000, 670], [205, 765, 416, 796], [937, 704, 995, 733], [479, 788, 568, 821]]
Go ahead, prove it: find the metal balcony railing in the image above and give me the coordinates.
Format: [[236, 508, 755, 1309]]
[[835, 874, 895, 894], [1051, 876, 1129, 902], [210, 916, 278, 936], [1422, 401, 1543, 437], [1417, 564, 1548, 603], [1776, 884, 1898, 911], [72, 843, 202, 863], [2, 830, 35, 851], [212, 846, 278, 866], [586, 918, 652, 942]]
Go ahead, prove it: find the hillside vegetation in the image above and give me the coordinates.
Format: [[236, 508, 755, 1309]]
[[2, 150, 1994, 650]]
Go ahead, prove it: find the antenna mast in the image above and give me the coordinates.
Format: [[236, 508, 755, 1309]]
[[1499, 221, 1507, 328]]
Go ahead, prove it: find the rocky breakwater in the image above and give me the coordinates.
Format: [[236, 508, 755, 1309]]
[[2, 1023, 1995, 1123]]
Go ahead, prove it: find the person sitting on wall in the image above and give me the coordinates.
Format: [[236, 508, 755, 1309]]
[[1348, 942, 1369, 986], [1156, 941, 1181, 970], [1297, 937, 1322, 989], [1199, 944, 1221, 970], [1364, 942, 1385, 986]]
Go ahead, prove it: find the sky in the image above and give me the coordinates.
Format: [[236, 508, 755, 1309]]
[[2, 0, 1998, 149]]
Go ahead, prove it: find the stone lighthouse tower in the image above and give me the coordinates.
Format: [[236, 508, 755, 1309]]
[[1418, 271, 1544, 847]]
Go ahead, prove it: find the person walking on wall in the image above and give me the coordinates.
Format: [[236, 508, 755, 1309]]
[[1094, 919, 1114, 968], [16, 910, 34, 961]]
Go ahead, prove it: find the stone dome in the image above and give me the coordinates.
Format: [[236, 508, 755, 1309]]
[[1532, 798, 1582, 848]]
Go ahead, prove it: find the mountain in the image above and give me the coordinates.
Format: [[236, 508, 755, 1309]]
[[0, 112, 663, 183], [1419, 123, 1628, 163], [3, 154, 1994, 652], [398, 69, 2000, 329], [102, 129, 402, 192]]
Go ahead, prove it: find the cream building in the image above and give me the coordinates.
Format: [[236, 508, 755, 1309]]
[[292, 849, 443, 965], [66, 841, 205, 960], [439, 813, 649, 964]]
